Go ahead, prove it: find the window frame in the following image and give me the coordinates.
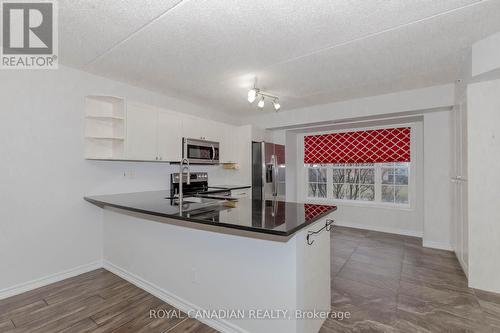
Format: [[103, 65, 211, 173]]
[[306, 165, 328, 199], [304, 162, 411, 209]]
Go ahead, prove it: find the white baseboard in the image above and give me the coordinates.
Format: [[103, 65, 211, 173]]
[[102, 260, 248, 333], [333, 221, 455, 252], [0, 260, 103, 300], [458, 258, 469, 279], [422, 240, 454, 251], [334, 220, 423, 238]]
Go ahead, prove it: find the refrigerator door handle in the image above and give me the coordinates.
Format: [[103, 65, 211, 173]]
[[272, 154, 278, 196]]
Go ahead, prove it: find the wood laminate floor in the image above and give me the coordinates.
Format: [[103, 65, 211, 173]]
[[1, 226, 499, 332]]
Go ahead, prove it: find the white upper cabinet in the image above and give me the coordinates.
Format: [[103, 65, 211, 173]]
[[126, 103, 158, 161], [157, 109, 182, 161], [85, 96, 244, 164], [181, 115, 221, 142], [220, 123, 236, 163], [126, 103, 183, 162]]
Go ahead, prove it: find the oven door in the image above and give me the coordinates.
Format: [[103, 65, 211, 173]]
[[183, 138, 219, 164]]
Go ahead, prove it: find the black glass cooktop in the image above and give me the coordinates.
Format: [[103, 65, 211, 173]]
[[84, 190, 336, 237]]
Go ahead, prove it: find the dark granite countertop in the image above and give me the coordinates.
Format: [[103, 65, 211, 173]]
[[208, 185, 251, 190], [84, 190, 336, 237]]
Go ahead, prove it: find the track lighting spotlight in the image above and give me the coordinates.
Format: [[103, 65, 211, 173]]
[[247, 89, 257, 103], [273, 100, 281, 111], [257, 97, 265, 109]]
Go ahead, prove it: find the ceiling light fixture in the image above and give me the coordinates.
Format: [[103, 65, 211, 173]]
[[273, 99, 281, 111], [247, 87, 281, 112], [257, 97, 265, 108], [247, 89, 257, 103]]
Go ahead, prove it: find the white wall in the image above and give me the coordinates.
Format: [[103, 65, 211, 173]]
[[451, 51, 471, 277], [241, 84, 455, 129], [472, 31, 500, 77], [422, 111, 453, 250], [0, 66, 239, 296], [456, 31, 500, 294], [467, 79, 500, 293]]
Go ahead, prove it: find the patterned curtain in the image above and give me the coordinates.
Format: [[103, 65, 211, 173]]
[[304, 127, 411, 164]]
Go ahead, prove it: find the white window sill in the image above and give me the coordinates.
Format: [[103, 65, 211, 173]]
[[305, 197, 413, 211]]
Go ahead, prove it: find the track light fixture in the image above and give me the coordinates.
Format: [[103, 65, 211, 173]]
[[247, 89, 257, 103], [247, 87, 280, 112], [273, 99, 280, 111], [257, 97, 265, 108]]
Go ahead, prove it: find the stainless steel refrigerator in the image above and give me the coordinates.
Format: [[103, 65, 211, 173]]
[[252, 142, 286, 201]]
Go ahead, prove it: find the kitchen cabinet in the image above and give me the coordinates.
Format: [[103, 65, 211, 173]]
[[126, 103, 158, 161], [85, 96, 247, 164], [157, 109, 182, 161], [182, 115, 220, 142], [219, 123, 234, 163], [126, 103, 182, 161], [220, 124, 252, 164]]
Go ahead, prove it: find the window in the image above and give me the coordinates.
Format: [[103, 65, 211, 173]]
[[307, 165, 327, 198], [332, 164, 375, 201], [381, 162, 409, 204], [305, 162, 410, 206]]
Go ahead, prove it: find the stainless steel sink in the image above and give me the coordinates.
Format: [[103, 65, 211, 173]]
[[180, 197, 201, 203], [172, 196, 224, 207]]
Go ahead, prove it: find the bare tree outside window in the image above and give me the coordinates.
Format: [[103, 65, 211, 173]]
[[334, 164, 375, 201], [306, 162, 409, 206], [308, 165, 327, 198]]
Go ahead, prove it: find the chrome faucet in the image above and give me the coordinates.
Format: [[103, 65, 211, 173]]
[[178, 158, 191, 213]]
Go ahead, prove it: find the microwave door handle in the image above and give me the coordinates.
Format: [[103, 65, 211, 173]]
[[211, 145, 215, 162], [183, 139, 188, 159]]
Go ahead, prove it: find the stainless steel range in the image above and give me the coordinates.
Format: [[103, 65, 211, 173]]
[[169, 172, 231, 198]]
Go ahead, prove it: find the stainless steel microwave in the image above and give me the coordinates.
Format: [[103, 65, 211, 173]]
[[183, 138, 220, 164]]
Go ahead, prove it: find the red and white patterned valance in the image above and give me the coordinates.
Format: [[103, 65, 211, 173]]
[[304, 127, 411, 164]]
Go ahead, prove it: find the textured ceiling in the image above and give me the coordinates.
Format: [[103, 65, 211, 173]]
[[59, 0, 500, 114]]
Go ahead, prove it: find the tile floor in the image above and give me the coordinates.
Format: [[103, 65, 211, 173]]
[[322, 226, 500, 332]]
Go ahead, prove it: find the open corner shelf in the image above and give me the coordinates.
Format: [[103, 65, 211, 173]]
[[85, 96, 126, 159]]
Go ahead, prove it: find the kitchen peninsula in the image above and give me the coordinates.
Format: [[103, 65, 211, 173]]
[[85, 191, 336, 333]]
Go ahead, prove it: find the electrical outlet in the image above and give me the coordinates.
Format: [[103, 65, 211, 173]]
[[123, 170, 136, 179]]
